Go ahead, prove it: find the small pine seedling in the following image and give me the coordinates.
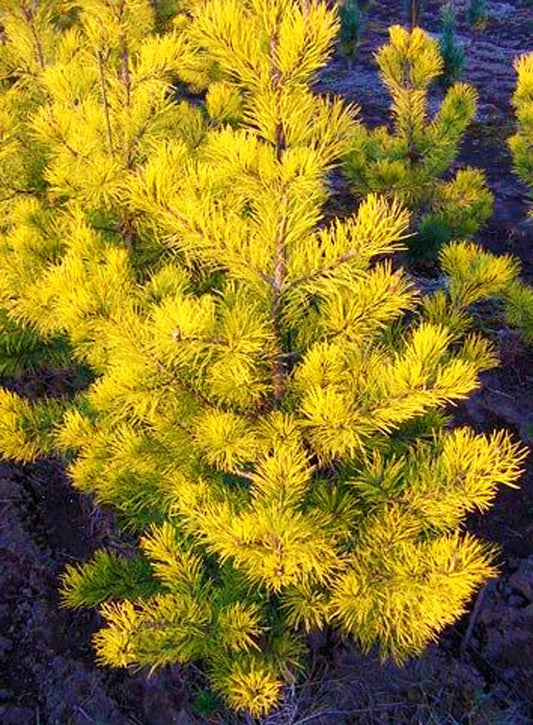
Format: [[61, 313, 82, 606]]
[[342, 25, 493, 261], [505, 51, 533, 345], [467, 0, 489, 29], [439, 2, 465, 87], [338, 0, 363, 68], [509, 53, 533, 218]]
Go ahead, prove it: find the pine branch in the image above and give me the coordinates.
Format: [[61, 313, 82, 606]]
[[155, 358, 215, 411], [0, 187, 38, 202], [288, 250, 363, 290], [117, 215, 137, 251], [171, 331, 228, 346], [97, 49, 114, 156], [23, 4, 45, 71], [120, 40, 131, 109], [47, 110, 81, 159], [270, 194, 289, 406]]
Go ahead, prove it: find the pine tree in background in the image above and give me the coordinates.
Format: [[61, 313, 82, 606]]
[[0, 0, 528, 718], [467, 0, 489, 30], [0, 0, 218, 377], [438, 1, 465, 88], [506, 51, 533, 343], [509, 52, 533, 219], [342, 25, 493, 261], [0, 0, 77, 376], [338, 0, 363, 68], [0, 0, 198, 376]]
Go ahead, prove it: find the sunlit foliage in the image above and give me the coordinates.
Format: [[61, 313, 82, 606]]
[[0, 0, 527, 717]]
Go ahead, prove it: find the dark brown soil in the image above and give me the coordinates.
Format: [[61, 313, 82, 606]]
[[3, 2, 533, 723]]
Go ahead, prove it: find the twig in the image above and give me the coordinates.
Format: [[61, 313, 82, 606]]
[[74, 704, 96, 723], [24, 5, 45, 71], [485, 387, 515, 400], [97, 50, 114, 156], [234, 468, 255, 481], [460, 579, 493, 657], [121, 42, 131, 107]]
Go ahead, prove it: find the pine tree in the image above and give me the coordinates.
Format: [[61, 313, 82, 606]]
[[466, 0, 488, 30], [338, 0, 363, 68], [0, 0, 202, 375], [439, 1, 465, 88], [506, 51, 533, 342], [509, 52, 533, 219], [0, 0, 527, 718], [342, 25, 493, 260], [0, 1, 74, 376], [0, 0, 219, 372]]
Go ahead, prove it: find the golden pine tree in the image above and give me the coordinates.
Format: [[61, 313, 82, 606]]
[[0, 0, 208, 374], [509, 51, 533, 219], [0, 0, 527, 717], [342, 25, 494, 259], [505, 50, 533, 343], [0, 0, 76, 374]]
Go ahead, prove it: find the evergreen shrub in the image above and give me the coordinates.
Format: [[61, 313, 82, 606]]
[[439, 1, 465, 88], [509, 51, 533, 219], [342, 25, 493, 261], [338, 0, 363, 68], [467, 0, 488, 29], [0, 0, 527, 717], [506, 50, 533, 343]]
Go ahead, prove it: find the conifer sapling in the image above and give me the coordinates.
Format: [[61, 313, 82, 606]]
[[439, 1, 465, 88], [509, 52, 533, 219], [338, 0, 363, 68], [342, 25, 493, 260], [506, 50, 533, 343], [0, 0, 527, 718], [467, 0, 489, 30]]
